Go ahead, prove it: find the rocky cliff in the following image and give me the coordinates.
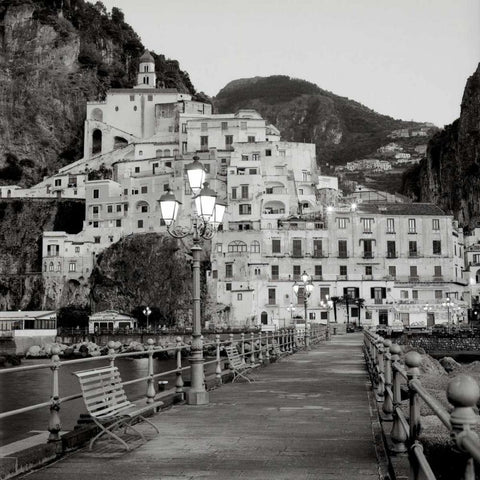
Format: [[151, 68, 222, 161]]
[[0, 198, 84, 309], [214, 76, 425, 169], [402, 63, 480, 228], [0, 0, 196, 187]]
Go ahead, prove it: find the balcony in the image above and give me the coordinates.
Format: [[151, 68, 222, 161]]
[[312, 251, 326, 258], [291, 252, 303, 258], [363, 252, 374, 259], [374, 298, 384, 305], [338, 252, 349, 259], [408, 251, 418, 257], [387, 252, 397, 259], [337, 275, 348, 280]]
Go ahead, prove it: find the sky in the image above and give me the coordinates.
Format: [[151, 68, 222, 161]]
[[100, 0, 480, 127]]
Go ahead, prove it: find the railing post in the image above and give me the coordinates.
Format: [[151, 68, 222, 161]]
[[108, 340, 116, 367], [265, 330, 270, 362], [175, 336, 184, 400], [215, 334, 222, 384], [146, 338, 156, 404], [376, 336, 385, 402], [288, 328, 293, 353], [250, 331, 255, 364], [390, 343, 407, 453], [405, 351, 422, 443], [241, 333, 245, 360], [280, 329, 285, 352], [48, 345, 61, 443], [382, 339, 393, 421], [447, 375, 480, 480], [258, 331, 264, 363]]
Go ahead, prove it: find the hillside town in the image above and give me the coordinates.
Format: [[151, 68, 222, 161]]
[[1, 52, 479, 334]]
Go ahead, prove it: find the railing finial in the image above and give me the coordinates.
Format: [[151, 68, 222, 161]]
[[447, 374, 480, 434]]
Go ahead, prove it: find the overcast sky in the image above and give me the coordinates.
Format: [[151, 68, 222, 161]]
[[101, 0, 479, 127]]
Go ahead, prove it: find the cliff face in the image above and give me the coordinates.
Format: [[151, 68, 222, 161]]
[[0, 198, 84, 309], [214, 76, 424, 168], [0, 0, 196, 187], [402, 63, 480, 228]]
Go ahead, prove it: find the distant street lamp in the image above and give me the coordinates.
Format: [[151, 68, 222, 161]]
[[143, 306, 152, 330], [320, 294, 333, 339], [293, 271, 314, 350], [442, 298, 455, 333], [158, 156, 226, 405]]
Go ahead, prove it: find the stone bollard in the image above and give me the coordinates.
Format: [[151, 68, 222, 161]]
[[376, 336, 385, 402], [215, 334, 222, 384], [447, 375, 480, 480], [175, 336, 184, 400], [390, 343, 407, 453], [108, 340, 116, 368], [382, 339, 393, 421], [146, 338, 156, 404], [48, 345, 62, 442], [405, 350, 422, 442]]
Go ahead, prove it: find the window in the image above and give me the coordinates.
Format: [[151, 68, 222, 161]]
[[412, 290, 418, 300], [116, 219, 121, 227], [200, 136, 208, 150], [409, 241, 417, 256], [363, 239, 373, 258], [56, 262, 61, 272], [315, 265, 322, 278], [434, 265, 442, 278], [124, 189, 128, 196], [386, 218, 395, 233], [241, 154, 249, 161], [345, 287, 359, 299], [237, 293, 243, 301], [313, 239, 323, 257], [252, 153, 260, 161], [265, 149, 272, 156], [371, 287, 386, 301], [221, 121, 228, 130], [271, 265, 279, 280], [216, 243, 222, 253], [182, 142, 188, 154], [141, 204, 148, 213], [239, 204, 251, 215], [75, 246, 80, 253], [309, 312, 316, 320], [432, 219, 440, 230], [389, 266, 396, 277], [293, 265, 301, 279], [365, 266, 372, 276], [135, 167, 140, 173], [204, 164, 210, 173], [93, 189, 99, 199], [231, 187, 237, 199], [109, 236, 114, 242], [387, 241, 396, 258], [249, 168, 257, 174], [435, 290, 443, 299], [250, 240, 260, 253], [148, 94, 153, 101], [212, 270, 218, 279], [338, 217, 348, 229], [320, 287, 329, 301], [93, 221, 98, 228], [292, 239, 302, 257], [226, 283, 232, 291], [320, 311, 328, 320], [228, 241, 247, 253], [107, 205, 113, 213], [94, 236, 100, 244], [400, 290, 409, 299], [408, 218, 416, 233], [248, 136, 255, 143], [410, 266, 418, 279], [182, 123, 187, 133], [272, 239, 281, 253], [130, 95, 135, 101], [433, 240, 441, 255], [268, 288, 276, 305], [201, 122, 208, 132], [55, 179, 61, 187], [138, 220, 144, 228], [92, 206, 99, 215], [225, 135, 233, 149], [141, 186, 148, 194], [225, 263, 233, 277], [240, 121, 247, 130], [116, 204, 122, 212], [241, 185, 249, 199], [362, 218, 373, 233], [400, 313, 410, 326], [69, 262, 76, 272], [340, 265, 347, 276], [338, 240, 348, 258]]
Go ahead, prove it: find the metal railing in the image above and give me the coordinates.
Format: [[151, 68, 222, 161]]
[[364, 329, 480, 480], [0, 327, 326, 446]]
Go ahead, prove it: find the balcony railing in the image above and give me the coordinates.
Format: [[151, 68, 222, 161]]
[[363, 252, 374, 259], [338, 252, 349, 258], [312, 251, 326, 258]]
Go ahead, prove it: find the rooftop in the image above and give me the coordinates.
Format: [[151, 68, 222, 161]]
[[358, 203, 447, 216]]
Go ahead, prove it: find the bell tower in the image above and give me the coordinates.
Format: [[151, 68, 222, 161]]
[[136, 50, 156, 88]]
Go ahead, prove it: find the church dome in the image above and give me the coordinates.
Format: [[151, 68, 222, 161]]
[[139, 50, 154, 63]]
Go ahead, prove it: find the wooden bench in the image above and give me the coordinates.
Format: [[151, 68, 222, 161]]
[[73, 366, 165, 451], [225, 345, 260, 383]]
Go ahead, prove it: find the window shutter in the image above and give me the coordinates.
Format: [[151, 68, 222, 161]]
[[382, 288, 387, 299], [370, 288, 375, 299]]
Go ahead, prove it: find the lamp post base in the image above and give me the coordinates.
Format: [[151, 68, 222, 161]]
[[186, 389, 209, 405]]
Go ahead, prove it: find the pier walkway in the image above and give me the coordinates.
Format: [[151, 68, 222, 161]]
[[20, 334, 382, 479]]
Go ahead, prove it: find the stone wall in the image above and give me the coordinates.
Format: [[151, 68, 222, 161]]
[[398, 333, 480, 355]]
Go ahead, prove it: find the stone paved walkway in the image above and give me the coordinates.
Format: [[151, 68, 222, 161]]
[[21, 333, 381, 479]]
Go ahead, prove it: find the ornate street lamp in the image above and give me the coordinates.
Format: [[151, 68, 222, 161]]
[[143, 306, 151, 331], [442, 298, 455, 333], [293, 271, 314, 350], [158, 156, 226, 405], [320, 294, 333, 340]]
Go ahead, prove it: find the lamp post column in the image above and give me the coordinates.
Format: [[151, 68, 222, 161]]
[[186, 242, 209, 405], [304, 297, 310, 350]]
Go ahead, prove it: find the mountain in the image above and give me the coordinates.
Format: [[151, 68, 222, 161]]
[[402, 63, 480, 229], [0, 0, 196, 187], [214, 76, 427, 170]]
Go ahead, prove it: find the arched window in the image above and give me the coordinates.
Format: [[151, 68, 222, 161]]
[[144, 65, 148, 72], [261, 311, 268, 325], [173, 148, 179, 157], [113, 136, 128, 150], [92, 129, 102, 155], [91, 108, 103, 122], [228, 240, 247, 253], [250, 240, 260, 253], [156, 149, 163, 157], [7, 189, 11, 198], [44, 263, 47, 272], [163, 149, 171, 157], [57, 262, 61, 272], [49, 262, 54, 272], [143, 76, 149, 84], [136, 201, 150, 213]]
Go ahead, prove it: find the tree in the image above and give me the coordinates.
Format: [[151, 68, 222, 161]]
[[57, 305, 91, 329]]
